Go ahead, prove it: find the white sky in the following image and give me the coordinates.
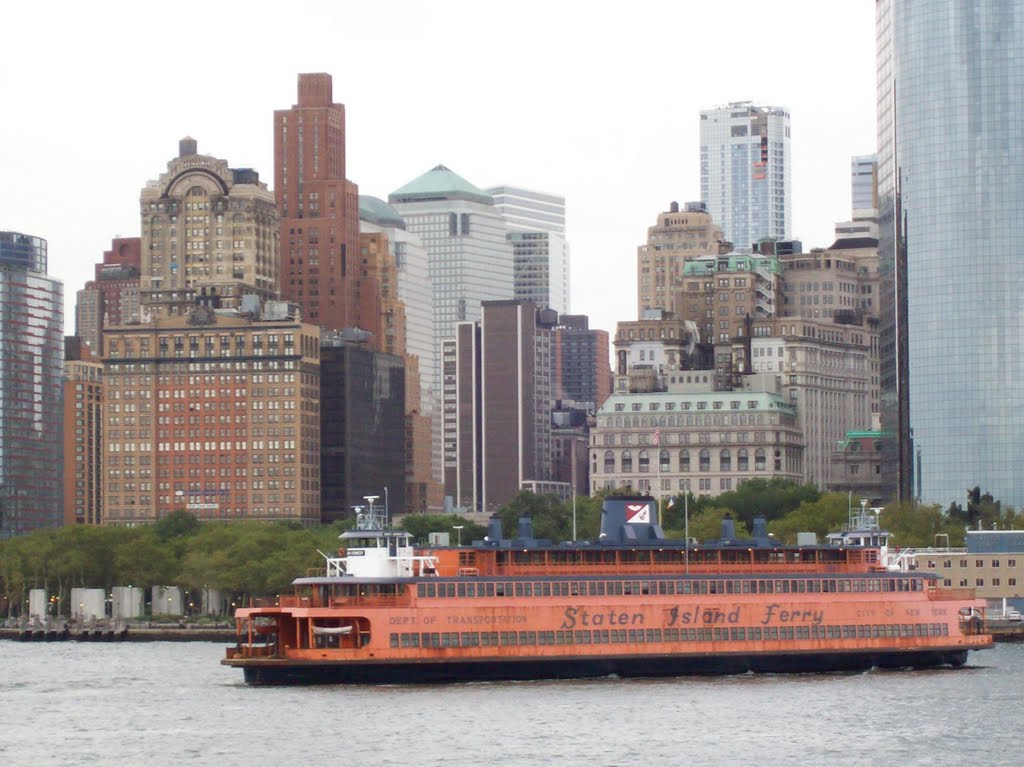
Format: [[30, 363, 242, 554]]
[[0, 1, 876, 339]]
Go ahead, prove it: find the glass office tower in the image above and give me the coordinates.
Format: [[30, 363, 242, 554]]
[[0, 231, 64, 537], [878, 1, 1024, 507]]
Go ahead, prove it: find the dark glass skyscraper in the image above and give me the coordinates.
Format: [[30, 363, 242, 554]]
[[877, 1, 1024, 506], [0, 231, 64, 537]]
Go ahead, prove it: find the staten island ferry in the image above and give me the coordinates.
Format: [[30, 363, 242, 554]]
[[222, 496, 991, 685]]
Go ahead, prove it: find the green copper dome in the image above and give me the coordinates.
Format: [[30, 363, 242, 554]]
[[358, 195, 406, 229]]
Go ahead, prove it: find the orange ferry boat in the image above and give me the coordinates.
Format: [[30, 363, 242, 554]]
[[222, 496, 991, 685]]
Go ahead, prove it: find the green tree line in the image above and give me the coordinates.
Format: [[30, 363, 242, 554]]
[[3, 483, 1020, 617]]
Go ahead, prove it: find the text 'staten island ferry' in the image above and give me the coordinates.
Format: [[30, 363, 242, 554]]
[[222, 496, 992, 685]]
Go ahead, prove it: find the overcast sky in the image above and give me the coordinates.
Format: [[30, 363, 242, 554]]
[[1, 1, 876, 338]]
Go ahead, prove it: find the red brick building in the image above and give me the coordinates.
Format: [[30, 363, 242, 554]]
[[274, 73, 359, 331]]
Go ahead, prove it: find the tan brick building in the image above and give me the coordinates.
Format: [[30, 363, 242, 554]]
[[637, 201, 723, 317], [100, 304, 321, 525], [140, 138, 279, 318]]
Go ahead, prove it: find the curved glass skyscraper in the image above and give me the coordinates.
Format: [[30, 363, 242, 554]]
[[878, 1, 1024, 507], [0, 231, 64, 537]]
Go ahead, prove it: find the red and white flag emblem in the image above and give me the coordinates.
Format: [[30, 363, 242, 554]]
[[625, 503, 651, 524]]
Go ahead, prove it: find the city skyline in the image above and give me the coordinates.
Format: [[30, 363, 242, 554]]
[[0, 2, 875, 340]]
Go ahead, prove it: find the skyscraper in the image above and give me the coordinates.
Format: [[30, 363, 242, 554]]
[[851, 154, 878, 213], [487, 185, 570, 315], [274, 73, 360, 330], [877, 0, 1024, 506], [700, 102, 791, 249], [140, 138, 278, 318], [0, 231, 64, 538], [359, 195, 441, 511], [636, 200, 723, 317], [443, 301, 557, 513], [76, 236, 141, 352], [389, 164, 514, 426]]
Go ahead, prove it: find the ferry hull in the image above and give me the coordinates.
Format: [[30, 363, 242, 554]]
[[229, 648, 970, 686]]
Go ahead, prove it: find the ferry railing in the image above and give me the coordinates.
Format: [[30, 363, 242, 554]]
[[486, 562, 872, 577]]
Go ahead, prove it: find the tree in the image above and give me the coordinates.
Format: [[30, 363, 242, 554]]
[[767, 493, 851, 544], [399, 515, 487, 545]]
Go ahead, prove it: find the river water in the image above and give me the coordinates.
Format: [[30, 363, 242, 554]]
[[1, 640, 1020, 766]]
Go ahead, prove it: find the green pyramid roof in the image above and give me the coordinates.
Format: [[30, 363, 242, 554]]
[[388, 164, 493, 205]]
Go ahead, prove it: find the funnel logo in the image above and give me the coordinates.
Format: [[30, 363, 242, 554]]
[[625, 503, 651, 524]]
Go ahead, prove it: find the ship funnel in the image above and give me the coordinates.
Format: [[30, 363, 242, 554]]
[[599, 496, 665, 545], [487, 515, 503, 543], [720, 515, 736, 542], [751, 517, 768, 541], [517, 516, 534, 540]]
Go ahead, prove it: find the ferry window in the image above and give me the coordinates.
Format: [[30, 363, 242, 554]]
[[678, 581, 691, 595], [461, 633, 479, 647], [457, 584, 467, 597], [417, 584, 426, 597], [445, 584, 456, 597], [790, 580, 803, 593], [641, 581, 651, 595], [839, 580, 851, 593], [853, 580, 866, 593], [427, 584, 437, 597], [589, 582, 605, 596], [390, 633, 399, 648], [774, 580, 788, 594], [608, 582, 623, 596], [665, 628, 679, 642]]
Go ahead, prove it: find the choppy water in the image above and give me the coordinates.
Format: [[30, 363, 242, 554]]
[[1, 640, 1020, 766]]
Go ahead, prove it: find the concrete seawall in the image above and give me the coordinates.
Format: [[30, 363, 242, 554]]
[[0, 622, 235, 643]]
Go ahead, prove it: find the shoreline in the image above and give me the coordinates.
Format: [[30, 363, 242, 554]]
[[0, 623, 235, 643]]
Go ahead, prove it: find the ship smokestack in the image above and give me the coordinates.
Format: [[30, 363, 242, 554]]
[[517, 516, 534, 540], [751, 517, 768, 541], [720, 514, 736, 541], [487, 515, 503, 543]]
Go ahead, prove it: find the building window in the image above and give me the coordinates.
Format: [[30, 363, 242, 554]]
[[638, 450, 650, 473], [754, 448, 766, 471], [659, 449, 670, 472], [719, 449, 731, 472], [679, 450, 690, 472], [737, 449, 748, 472], [603, 451, 614, 473], [622, 451, 633, 473], [699, 449, 710, 472]]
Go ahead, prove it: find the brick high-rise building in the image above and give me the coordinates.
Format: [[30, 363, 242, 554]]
[[637, 201, 723, 317], [100, 301, 321, 526], [275, 73, 360, 331], [140, 139, 279, 318], [76, 236, 141, 353], [63, 338, 103, 525]]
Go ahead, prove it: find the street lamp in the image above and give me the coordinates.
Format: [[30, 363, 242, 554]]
[[452, 525, 464, 547], [684, 479, 690, 575]]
